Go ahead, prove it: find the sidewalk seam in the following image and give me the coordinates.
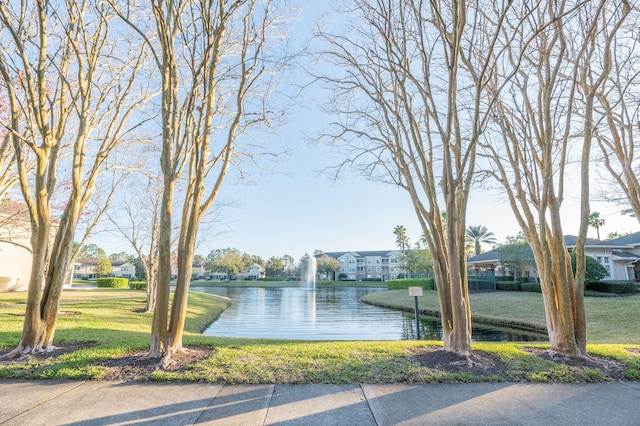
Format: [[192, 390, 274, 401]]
[[360, 384, 380, 426], [192, 383, 224, 425], [260, 384, 277, 425]]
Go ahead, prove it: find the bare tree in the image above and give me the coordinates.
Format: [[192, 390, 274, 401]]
[[593, 7, 640, 222], [0, 0, 152, 356], [480, 0, 629, 356], [315, 0, 517, 356], [62, 166, 131, 287], [108, 174, 163, 312], [115, 0, 290, 362]]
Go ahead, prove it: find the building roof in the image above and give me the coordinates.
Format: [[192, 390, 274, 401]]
[[598, 231, 640, 247], [76, 258, 100, 265], [467, 249, 502, 263], [564, 235, 604, 247], [612, 250, 640, 260]]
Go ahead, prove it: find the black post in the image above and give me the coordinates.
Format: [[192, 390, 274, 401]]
[[413, 295, 420, 340]]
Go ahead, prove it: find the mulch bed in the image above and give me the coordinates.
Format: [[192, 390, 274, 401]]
[[522, 347, 628, 381], [99, 346, 212, 381], [407, 345, 631, 382], [0, 342, 213, 382], [407, 346, 508, 377]]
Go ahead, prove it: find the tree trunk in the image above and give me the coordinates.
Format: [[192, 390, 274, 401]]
[[149, 179, 174, 357], [9, 233, 48, 356], [144, 268, 157, 313]]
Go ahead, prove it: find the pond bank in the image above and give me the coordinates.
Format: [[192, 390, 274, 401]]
[[361, 290, 548, 335]]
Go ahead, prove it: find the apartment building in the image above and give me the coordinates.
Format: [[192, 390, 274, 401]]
[[323, 250, 404, 281]]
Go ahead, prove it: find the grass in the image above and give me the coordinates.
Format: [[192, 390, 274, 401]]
[[362, 290, 640, 343], [0, 288, 639, 383]]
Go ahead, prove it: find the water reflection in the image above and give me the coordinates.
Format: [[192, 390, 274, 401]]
[[198, 286, 545, 342]]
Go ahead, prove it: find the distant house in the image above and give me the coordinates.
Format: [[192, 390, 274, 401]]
[[0, 200, 32, 291], [467, 234, 640, 282], [73, 259, 136, 280], [111, 261, 136, 280], [577, 232, 640, 281], [206, 272, 229, 281], [73, 259, 99, 280], [322, 250, 404, 281], [244, 263, 265, 280]]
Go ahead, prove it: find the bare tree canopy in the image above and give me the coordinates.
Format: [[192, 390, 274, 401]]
[[114, 0, 293, 362], [593, 6, 640, 222], [479, 0, 630, 356], [314, 0, 521, 356], [0, 0, 152, 356]]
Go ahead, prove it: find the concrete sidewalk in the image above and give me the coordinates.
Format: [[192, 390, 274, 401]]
[[1, 381, 639, 425]]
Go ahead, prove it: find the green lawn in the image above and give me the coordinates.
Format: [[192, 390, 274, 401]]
[[0, 288, 639, 383], [362, 290, 640, 344]]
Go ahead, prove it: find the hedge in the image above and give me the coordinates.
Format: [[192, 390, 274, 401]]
[[587, 280, 637, 294], [521, 283, 542, 293], [129, 281, 147, 290], [496, 281, 521, 291], [96, 277, 129, 289], [388, 278, 435, 291]]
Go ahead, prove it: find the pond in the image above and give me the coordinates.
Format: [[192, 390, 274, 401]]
[[198, 286, 546, 342]]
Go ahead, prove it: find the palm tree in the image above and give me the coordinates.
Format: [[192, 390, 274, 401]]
[[393, 225, 409, 253], [588, 212, 605, 240], [466, 225, 497, 256]]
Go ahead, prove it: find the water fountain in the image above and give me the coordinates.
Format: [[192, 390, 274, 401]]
[[303, 255, 317, 289]]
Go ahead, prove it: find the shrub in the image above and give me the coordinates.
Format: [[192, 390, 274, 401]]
[[515, 277, 529, 283], [129, 281, 147, 290], [388, 278, 435, 291], [96, 277, 128, 289], [496, 281, 521, 291], [587, 280, 637, 294], [338, 273, 347, 280], [521, 283, 542, 293], [570, 252, 608, 283]]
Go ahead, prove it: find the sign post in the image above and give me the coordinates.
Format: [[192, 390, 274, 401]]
[[408, 286, 423, 340]]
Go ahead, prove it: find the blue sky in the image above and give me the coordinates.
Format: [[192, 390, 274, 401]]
[[92, 1, 639, 262]]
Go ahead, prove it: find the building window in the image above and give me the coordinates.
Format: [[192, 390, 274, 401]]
[[594, 256, 611, 277]]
